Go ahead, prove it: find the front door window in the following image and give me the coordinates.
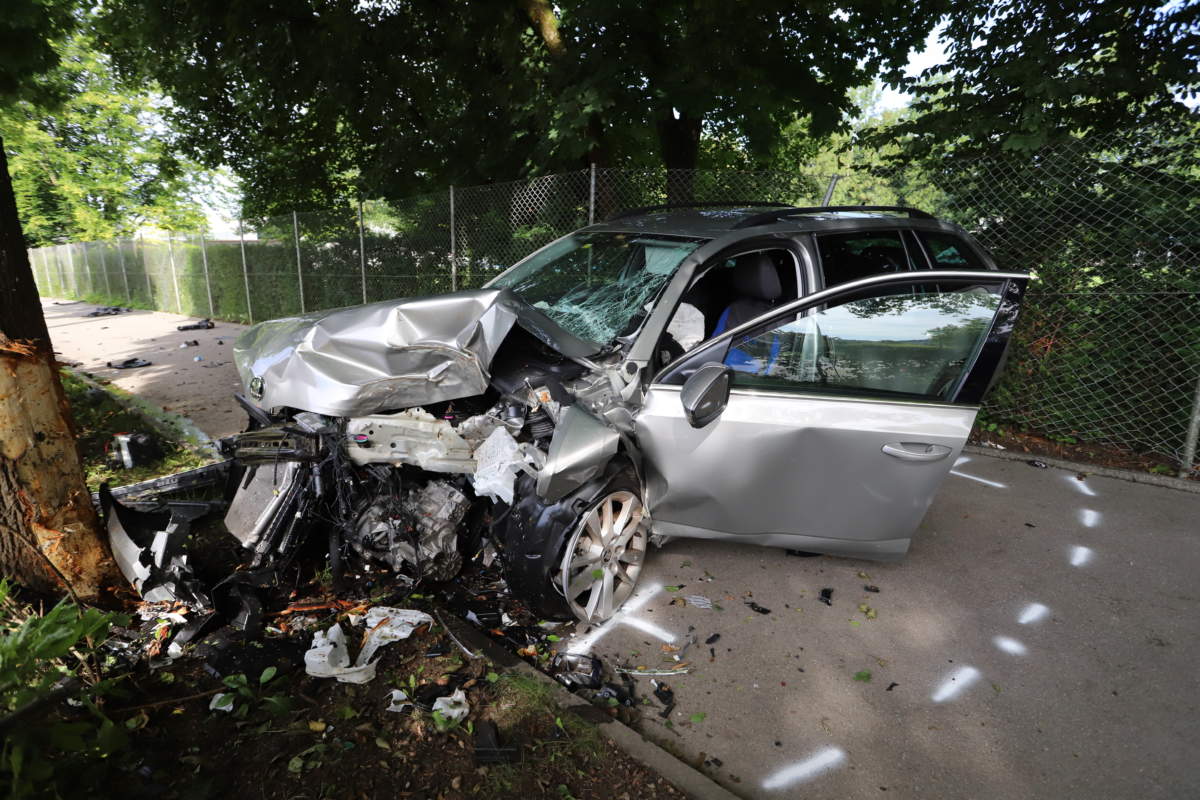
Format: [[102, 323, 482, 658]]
[[724, 283, 1002, 402]]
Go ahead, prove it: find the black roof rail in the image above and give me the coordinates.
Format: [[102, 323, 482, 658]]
[[732, 205, 936, 229], [608, 200, 793, 221]]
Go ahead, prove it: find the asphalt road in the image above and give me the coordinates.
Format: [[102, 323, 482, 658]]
[[562, 456, 1200, 799], [46, 299, 1200, 799]]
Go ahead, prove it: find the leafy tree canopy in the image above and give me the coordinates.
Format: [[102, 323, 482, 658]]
[[96, 0, 947, 215], [2, 31, 211, 245], [876, 0, 1200, 158]]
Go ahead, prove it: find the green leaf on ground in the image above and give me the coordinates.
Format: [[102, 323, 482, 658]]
[[854, 670, 872, 682]]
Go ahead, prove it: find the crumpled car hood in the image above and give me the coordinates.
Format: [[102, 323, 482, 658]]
[[234, 288, 599, 417]]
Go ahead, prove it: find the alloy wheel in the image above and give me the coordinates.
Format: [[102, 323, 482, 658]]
[[559, 489, 648, 623]]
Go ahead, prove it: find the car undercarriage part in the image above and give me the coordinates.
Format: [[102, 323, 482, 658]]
[[351, 479, 471, 581]]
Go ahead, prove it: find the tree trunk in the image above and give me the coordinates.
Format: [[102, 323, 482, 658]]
[[655, 110, 702, 204], [0, 134, 117, 602]]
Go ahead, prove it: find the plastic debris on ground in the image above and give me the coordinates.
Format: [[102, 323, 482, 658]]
[[85, 306, 131, 317], [304, 608, 432, 684], [385, 689, 414, 713], [474, 719, 521, 764], [819, 588, 834, 606], [1027, 459, 1049, 468], [864, 584, 880, 593], [684, 594, 713, 609], [551, 652, 603, 689], [431, 687, 469, 721], [107, 357, 151, 369], [177, 318, 216, 330], [704, 633, 720, 645], [745, 600, 771, 614], [652, 679, 675, 718]]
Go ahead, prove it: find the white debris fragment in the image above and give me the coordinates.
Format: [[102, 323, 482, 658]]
[[471, 427, 539, 504], [431, 688, 469, 722], [684, 595, 713, 609], [385, 689, 414, 713], [357, 607, 435, 664], [209, 693, 235, 712], [304, 608, 434, 684], [980, 440, 1007, 450], [303, 623, 378, 684]]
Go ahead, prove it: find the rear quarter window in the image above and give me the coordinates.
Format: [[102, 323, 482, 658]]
[[918, 232, 987, 268]]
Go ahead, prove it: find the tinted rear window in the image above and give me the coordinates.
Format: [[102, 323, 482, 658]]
[[816, 231, 916, 286], [918, 232, 986, 268]]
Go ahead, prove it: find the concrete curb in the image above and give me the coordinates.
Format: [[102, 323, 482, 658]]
[[439, 612, 743, 800], [965, 445, 1199, 494], [65, 366, 220, 458]]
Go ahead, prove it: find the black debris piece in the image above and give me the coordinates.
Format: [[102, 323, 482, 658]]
[[1024, 522, 1037, 528], [179, 340, 200, 348], [596, 682, 635, 708], [107, 357, 151, 369], [819, 588, 834, 606], [652, 680, 676, 718], [424, 642, 450, 658], [1026, 459, 1049, 469], [709, 647, 716, 661], [704, 633, 720, 645], [177, 318, 216, 330], [886, 682, 899, 691], [85, 306, 130, 317], [863, 585, 880, 593], [745, 601, 771, 614], [552, 652, 603, 690], [473, 720, 521, 765], [774, 741, 782, 747], [704, 757, 723, 769], [106, 432, 162, 470], [785, 549, 820, 558]]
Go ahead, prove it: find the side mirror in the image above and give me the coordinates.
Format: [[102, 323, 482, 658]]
[[680, 363, 732, 429]]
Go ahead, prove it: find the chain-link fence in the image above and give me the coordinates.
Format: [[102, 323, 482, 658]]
[[28, 135, 1200, 476]]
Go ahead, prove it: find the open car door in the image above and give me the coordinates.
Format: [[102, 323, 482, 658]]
[[635, 270, 1028, 560]]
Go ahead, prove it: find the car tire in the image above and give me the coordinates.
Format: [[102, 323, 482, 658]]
[[500, 462, 648, 623]]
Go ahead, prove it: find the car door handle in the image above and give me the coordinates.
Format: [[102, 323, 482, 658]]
[[881, 442, 952, 462]]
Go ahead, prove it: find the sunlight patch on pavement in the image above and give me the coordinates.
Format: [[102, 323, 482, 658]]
[[566, 582, 670, 653], [950, 470, 1007, 488], [1065, 474, 1098, 496], [993, 636, 1028, 655], [931, 666, 981, 702], [761, 747, 846, 790], [1018, 602, 1049, 624], [1069, 545, 1094, 567], [1079, 508, 1102, 528]]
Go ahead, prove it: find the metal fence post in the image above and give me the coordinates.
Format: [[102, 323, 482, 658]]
[[358, 199, 368, 304], [81, 240, 93, 295], [117, 240, 131, 303], [1181, 373, 1200, 478], [167, 234, 183, 313], [199, 231, 214, 316], [138, 233, 151, 300], [64, 243, 77, 298], [821, 174, 841, 206], [589, 163, 597, 225], [98, 242, 113, 298], [53, 246, 65, 296], [239, 220, 254, 324], [449, 186, 457, 292], [292, 210, 306, 313]]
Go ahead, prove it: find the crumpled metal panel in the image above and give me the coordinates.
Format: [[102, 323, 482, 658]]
[[233, 289, 598, 417], [536, 404, 621, 503]]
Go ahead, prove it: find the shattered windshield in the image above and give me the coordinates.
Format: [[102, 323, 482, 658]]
[[491, 232, 706, 344]]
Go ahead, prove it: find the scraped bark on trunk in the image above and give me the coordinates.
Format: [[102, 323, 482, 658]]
[[0, 134, 117, 601]]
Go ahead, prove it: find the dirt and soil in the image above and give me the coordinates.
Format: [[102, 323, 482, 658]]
[[107, 613, 683, 800]]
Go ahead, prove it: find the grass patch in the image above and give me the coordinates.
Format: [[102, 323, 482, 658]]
[[60, 369, 211, 490]]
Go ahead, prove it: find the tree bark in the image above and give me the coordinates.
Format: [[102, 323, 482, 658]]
[[655, 110, 703, 204], [0, 134, 117, 601]]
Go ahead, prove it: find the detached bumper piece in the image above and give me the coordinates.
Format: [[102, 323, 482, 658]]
[[101, 486, 211, 608]]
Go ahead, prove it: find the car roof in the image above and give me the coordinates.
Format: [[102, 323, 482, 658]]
[[581, 206, 971, 240]]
